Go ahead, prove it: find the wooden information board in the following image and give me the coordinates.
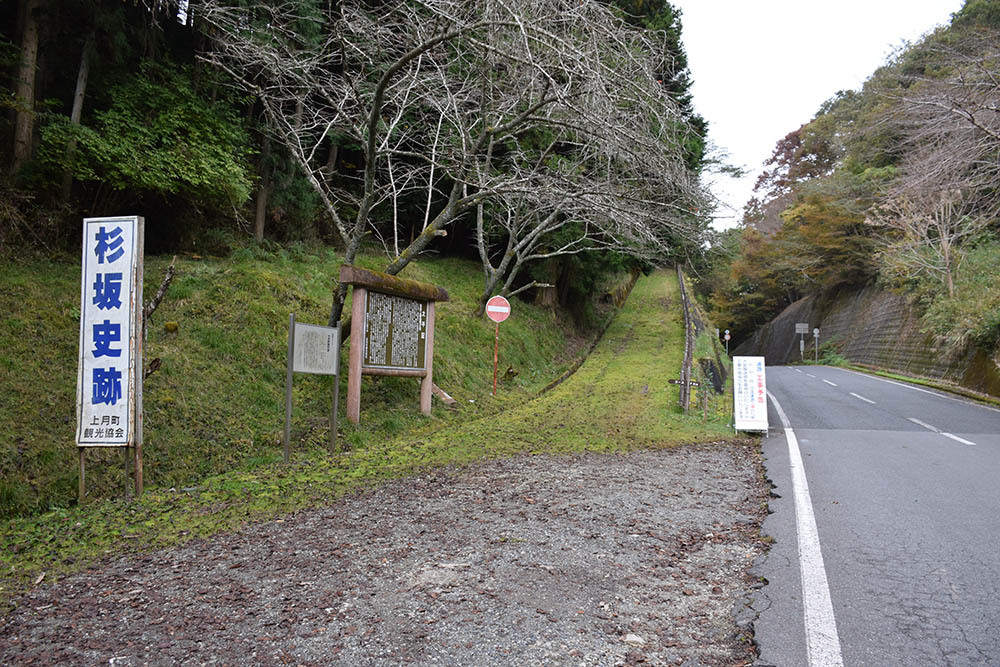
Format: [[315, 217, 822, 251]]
[[363, 291, 428, 371], [340, 266, 449, 424]]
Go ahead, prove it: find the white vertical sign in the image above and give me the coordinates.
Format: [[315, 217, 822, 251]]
[[733, 356, 768, 431], [76, 216, 143, 447]]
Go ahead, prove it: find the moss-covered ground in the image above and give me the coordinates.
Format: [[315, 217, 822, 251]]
[[0, 263, 734, 608], [0, 246, 585, 517]]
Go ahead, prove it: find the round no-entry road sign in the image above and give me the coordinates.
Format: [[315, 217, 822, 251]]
[[486, 295, 511, 323]]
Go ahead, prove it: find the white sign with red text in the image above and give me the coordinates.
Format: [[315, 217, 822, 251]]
[[733, 356, 768, 432]]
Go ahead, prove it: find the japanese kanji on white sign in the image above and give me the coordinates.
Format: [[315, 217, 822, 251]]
[[76, 216, 143, 448], [733, 356, 768, 432]]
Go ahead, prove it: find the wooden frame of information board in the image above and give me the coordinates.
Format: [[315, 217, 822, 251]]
[[340, 266, 449, 424]]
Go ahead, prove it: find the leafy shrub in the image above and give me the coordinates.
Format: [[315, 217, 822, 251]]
[[37, 61, 253, 212], [920, 239, 1000, 351]]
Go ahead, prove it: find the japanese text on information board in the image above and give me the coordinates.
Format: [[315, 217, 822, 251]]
[[362, 291, 428, 371]]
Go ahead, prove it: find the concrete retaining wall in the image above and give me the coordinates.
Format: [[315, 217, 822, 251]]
[[735, 285, 1000, 398]]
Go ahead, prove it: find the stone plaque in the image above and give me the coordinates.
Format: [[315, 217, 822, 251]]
[[362, 290, 428, 371]]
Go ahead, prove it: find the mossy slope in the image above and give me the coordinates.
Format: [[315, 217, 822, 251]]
[[0, 268, 734, 606]]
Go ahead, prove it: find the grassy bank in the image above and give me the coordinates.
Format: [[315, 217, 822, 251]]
[[0, 268, 734, 607], [0, 246, 591, 518]]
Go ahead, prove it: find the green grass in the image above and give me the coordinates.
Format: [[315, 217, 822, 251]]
[[0, 246, 590, 518], [0, 267, 735, 607]]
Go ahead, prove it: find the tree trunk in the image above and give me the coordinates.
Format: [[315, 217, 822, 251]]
[[61, 29, 94, 202], [941, 236, 955, 298], [474, 270, 503, 317], [12, 0, 41, 174], [254, 134, 271, 243], [323, 141, 338, 181]]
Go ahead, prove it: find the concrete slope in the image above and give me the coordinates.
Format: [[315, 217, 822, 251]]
[[735, 285, 1000, 398]]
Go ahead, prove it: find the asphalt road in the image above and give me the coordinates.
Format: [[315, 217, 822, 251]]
[[752, 365, 1000, 667]]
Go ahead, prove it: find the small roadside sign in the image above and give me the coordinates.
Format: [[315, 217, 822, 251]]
[[486, 295, 511, 323], [285, 314, 341, 460], [795, 322, 810, 334], [486, 295, 511, 395], [733, 356, 768, 432]]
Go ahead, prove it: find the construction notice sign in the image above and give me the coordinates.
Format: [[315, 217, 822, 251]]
[[362, 290, 428, 371], [733, 356, 768, 432]]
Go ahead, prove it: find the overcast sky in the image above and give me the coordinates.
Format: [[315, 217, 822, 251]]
[[670, 1, 966, 229]]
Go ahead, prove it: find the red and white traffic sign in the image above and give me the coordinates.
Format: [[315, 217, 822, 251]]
[[486, 295, 511, 323]]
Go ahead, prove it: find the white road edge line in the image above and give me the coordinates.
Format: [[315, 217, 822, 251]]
[[767, 391, 844, 667], [849, 392, 876, 405], [908, 417, 940, 433], [943, 432, 977, 446], [823, 380, 837, 387], [907, 417, 976, 445], [833, 367, 1000, 414]]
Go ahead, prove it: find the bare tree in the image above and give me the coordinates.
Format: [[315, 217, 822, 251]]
[[886, 30, 1000, 218], [867, 188, 984, 297], [867, 28, 1000, 296], [197, 0, 707, 322]]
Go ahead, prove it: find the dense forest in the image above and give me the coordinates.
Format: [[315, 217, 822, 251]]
[[702, 0, 1000, 356], [2, 0, 713, 323]]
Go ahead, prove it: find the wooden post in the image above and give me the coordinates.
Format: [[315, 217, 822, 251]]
[[134, 444, 143, 496], [330, 376, 340, 453], [420, 301, 435, 415], [124, 445, 132, 499], [284, 313, 295, 462], [78, 448, 86, 504], [134, 218, 144, 496], [347, 287, 366, 424]]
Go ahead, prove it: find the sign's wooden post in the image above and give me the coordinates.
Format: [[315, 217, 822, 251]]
[[420, 301, 435, 415], [340, 267, 449, 424], [347, 286, 367, 424]]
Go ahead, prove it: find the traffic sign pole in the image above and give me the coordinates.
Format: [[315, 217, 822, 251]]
[[485, 295, 511, 396], [493, 322, 500, 396]]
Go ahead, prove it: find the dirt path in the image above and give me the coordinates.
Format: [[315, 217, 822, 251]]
[[1, 442, 766, 666]]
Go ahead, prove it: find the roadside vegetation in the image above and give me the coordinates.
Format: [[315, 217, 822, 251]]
[[0, 268, 734, 608], [0, 245, 612, 518], [700, 1, 1000, 365], [0, 0, 743, 605]]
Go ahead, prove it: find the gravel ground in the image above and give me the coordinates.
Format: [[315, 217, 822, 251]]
[[1, 442, 768, 666]]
